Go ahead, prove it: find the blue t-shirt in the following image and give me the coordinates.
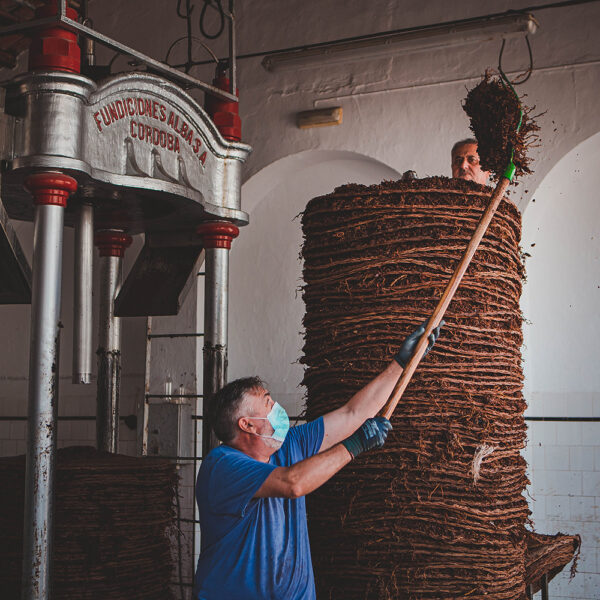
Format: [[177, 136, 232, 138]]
[[195, 417, 325, 600]]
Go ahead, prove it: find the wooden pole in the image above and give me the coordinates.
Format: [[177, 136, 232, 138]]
[[380, 177, 511, 420]]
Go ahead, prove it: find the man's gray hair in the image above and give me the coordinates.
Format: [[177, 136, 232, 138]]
[[451, 138, 478, 156], [208, 376, 265, 443]]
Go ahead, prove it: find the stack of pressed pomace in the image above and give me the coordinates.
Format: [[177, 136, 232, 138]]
[[302, 176, 528, 599], [301, 73, 576, 598]]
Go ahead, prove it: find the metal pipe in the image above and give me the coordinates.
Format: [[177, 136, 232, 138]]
[[197, 222, 238, 457], [22, 172, 76, 600], [140, 316, 153, 456], [95, 230, 131, 453], [202, 246, 229, 456], [96, 253, 122, 452], [82, 18, 96, 67], [72, 202, 93, 384], [228, 0, 236, 94]]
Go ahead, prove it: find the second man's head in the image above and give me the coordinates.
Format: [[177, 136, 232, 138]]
[[451, 139, 490, 185]]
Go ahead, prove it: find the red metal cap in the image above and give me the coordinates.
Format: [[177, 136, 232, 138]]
[[205, 75, 241, 142], [29, 1, 81, 74], [95, 230, 133, 258], [197, 222, 239, 250], [24, 172, 78, 207]]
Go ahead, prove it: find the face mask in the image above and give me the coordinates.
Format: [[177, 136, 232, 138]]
[[247, 402, 290, 443]]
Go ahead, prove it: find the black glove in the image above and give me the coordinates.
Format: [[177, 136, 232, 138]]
[[393, 320, 444, 368], [341, 417, 392, 459]]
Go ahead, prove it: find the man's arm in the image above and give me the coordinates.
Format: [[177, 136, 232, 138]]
[[255, 417, 391, 499], [320, 322, 443, 452], [320, 360, 401, 451], [255, 443, 351, 499]]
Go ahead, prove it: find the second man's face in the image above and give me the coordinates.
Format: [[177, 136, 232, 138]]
[[451, 143, 490, 185]]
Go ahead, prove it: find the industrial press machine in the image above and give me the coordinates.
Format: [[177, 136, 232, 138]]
[[0, 2, 250, 598]]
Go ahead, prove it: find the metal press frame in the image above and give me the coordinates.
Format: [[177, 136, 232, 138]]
[[0, 0, 238, 99], [0, 2, 243, 599]]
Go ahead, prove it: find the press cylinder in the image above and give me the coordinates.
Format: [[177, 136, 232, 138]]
[[72, 202, 94, 384], [197, 222, 239, 457], [95, 230, 131, 453], [21, 172, 77, 600]]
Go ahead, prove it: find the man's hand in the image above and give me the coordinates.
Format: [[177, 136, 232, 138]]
[[393, 320, 444, 368], [341, 417, 392, 459]]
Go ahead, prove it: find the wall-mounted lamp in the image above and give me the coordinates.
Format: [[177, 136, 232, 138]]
[[262, 12, 537, 72]]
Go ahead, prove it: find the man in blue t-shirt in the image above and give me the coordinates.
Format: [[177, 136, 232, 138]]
[[195, 322, 442, 599]]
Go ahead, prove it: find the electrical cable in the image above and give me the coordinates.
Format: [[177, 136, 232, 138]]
[[165, 35, 219, 66], [167, 0, 222, 76], [175, 0, 195, 73], [199, 0, 225, 40], [498, 35, 534, 85], [108, 50, 124, 71]]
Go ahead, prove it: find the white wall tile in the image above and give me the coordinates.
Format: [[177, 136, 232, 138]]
[[530, 517, 548, 534], [547, 446, 570, 470], [537, 422, 558, 445], [570, 446, 595, 471], [8, 420, 26, 440], [547, 495, 571, 520], [0, 420, 10, 438], [569, 496, 597, 522], [1, 439, 17, 456], [556, 422, 584, 446], [521, 444, 533, 466], [529, 495, 547, 520], [57, 420, 72, 440], [550, 568, 585, 597], [582, 472, 600, 497], [595, 447, 600, 471], [532, 444, 545, 469], [581, 423, 599, 446], [587, 525, 600, 547], [544, 470, 583, 496], [582, 572, 600, 596], [575, 544, 598, 574]]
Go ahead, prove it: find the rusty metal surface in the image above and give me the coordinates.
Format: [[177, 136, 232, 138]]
[[21, 202, 64, 600], [96, 253, 123, 453]]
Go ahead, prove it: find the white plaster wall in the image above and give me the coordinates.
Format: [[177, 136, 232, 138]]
[[521, 131, 600, 599]]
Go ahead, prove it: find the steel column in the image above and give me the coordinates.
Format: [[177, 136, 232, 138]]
[[22, 172, 77, 600], [197, 222, 238, 457], [72, 202, 93, 384], [95, 230, 131, 453]]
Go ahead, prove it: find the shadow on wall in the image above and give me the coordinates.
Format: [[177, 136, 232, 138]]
[[521, 130, 600, 599], [228, 150, 400, 417]]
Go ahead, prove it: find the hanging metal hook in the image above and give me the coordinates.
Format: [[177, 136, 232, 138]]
[[498, 33, 534, 86]]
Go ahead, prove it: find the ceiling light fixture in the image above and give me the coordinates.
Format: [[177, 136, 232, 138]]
[[262, 12, 537, 72]]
